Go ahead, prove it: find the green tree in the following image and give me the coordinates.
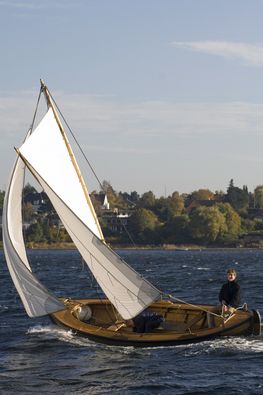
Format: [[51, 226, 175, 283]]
[[169, 192, 185, 216], [0, 190, 5, 208], [154, 197, 169, 221], [155, 193, 185, 222], [23, 183, 37, 196], [140, 191, 156, 209], [162, 214, 190, 244], [191, 189, 214, 202], [119, 191, 140, 206], [90, 191, 105, 216], [241, 218, 256, 233], [189, 206, 227, 243], [129, 208, 159, 233], [22, 202, 35, 222], [42, 222, 51, 242], [101, 180, 124, 208], [217, 203, 241, 242], [226, 180, 249, 212], [254, 185, 263, 208], [27, 222, 44, 242], [130, 191, 140, 203]]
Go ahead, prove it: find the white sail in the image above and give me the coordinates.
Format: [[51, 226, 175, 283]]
[[2, 152, 64, 317], [19, 109, 161, 320], [19, 108, 103, 240]]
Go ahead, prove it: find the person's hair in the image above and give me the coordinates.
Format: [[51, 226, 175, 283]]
[[227, 268, 237, 276]]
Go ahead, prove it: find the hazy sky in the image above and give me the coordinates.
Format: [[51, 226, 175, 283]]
[[1, 0, 263, 196]]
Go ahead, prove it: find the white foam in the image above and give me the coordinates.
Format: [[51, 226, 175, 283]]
[[26, 325, 263, 353], [183, 336, 263, 356], [27, 325, 96, 347]]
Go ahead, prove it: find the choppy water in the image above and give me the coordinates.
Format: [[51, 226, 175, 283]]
[[1, 249, 263, 394]]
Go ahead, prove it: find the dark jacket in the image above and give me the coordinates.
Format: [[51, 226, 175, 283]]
[[219, 281, 241, 308], [133, 312, 163, 333]]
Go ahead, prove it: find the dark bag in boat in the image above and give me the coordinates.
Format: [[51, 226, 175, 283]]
[[133, 312, 164, 333]]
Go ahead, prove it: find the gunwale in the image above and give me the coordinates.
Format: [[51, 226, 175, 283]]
[[50, 298, 258, 347]]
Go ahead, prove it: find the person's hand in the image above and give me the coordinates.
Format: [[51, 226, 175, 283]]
[[228, 306, 235, 314], [223, 304, 228, 312]]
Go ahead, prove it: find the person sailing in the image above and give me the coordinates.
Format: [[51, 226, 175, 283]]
[[219, 268, 241, 315]]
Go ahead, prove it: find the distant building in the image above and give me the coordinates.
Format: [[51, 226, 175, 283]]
[[102, 210, 130, 233], [1, 189, 132, 235], [90, 193, 110, 211], [24, 192, 47, 213]]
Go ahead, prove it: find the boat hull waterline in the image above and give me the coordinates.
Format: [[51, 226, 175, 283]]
[[50, 299, 261, 347]]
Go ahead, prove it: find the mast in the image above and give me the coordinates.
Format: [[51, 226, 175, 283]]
[[40, 79, 104, 241], [14, 82, 161, 319]]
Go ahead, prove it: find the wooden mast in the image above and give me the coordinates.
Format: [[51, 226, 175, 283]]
[[40, 79, 105, 241]]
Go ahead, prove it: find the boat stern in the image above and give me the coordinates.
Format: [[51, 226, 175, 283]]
[[251, 310, 261, 336]]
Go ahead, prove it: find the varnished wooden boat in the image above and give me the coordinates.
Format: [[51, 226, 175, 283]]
[[3, 81, 261, 349], [50, 299, 261, 347]]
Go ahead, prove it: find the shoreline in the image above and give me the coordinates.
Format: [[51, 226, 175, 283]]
[[0, 241, 262, 251]]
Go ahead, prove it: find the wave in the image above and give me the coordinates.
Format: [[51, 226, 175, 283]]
[[181, 336, 263, 356], [27, 325, 97, 348]]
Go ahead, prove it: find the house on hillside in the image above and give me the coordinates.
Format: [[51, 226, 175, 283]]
[[102, 210, 130, 233], [24, 192, 47, 213]]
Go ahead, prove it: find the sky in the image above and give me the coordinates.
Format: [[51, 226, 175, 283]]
[[1, 0, 263, 196]]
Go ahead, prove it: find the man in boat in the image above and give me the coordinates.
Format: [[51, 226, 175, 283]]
[[219, 268, 241, 314], [117, 310, 164, 333], [126, 311, 164, 333]]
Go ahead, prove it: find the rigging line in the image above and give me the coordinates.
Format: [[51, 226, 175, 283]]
[[165, 293, 223, 319], [30, 86, 43, 131], [21, 86, 43, 245], [47, 91, 105, 192], [90, 258, 116, 323], [121, 221, 137, 247], [48, 91, 138, 247], [21, 130, 35, 255], [80, 254, 115, 323], [19, 153, 159, 294], [21, 160, 27, 247], [46, 89, 139, 248]]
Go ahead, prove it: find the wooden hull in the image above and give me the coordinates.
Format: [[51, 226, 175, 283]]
[[50, 299, 261, 347]]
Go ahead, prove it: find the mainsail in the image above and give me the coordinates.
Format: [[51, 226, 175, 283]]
[[19, 108, 103, 240], [2, 146, 64, 317], [18, 93, 161, 320]]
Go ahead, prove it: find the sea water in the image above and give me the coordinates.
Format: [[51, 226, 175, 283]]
[[0, 249, 263, 394]]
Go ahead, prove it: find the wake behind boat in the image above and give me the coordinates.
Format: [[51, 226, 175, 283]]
[[3, 81, 261, 347]]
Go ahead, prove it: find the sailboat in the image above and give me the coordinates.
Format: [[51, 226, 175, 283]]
[[3, 81, 261, 347]]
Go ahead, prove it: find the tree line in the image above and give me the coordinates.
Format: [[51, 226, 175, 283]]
[[97, 180, 263, 247], [1, 179, 263, 247]]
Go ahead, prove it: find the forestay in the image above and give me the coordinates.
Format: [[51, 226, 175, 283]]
[[19, 108, 161, 320], [2, 152, 64, 317]]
